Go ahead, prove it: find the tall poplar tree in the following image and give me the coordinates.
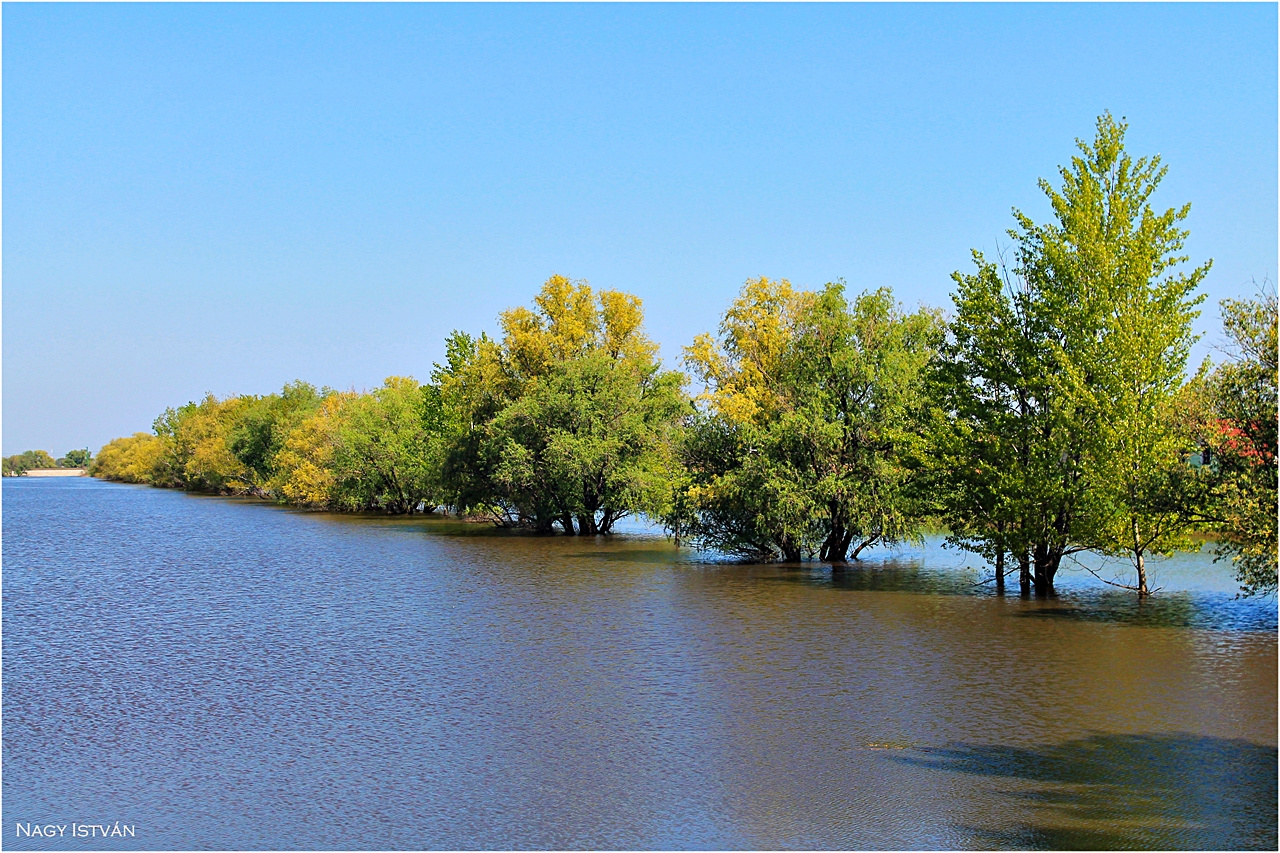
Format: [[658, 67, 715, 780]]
[[1066, 121, 1211, 596], [937, 113, 1209, 595]]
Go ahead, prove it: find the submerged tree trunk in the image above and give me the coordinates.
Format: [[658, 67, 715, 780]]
[[558, 513, 575, 535], [820, 522, 855, 563], [994, 520, 1007, 595], [579, 486, 601, 536], [1018, 551, 1031, 596], [819, 527, 838, 562], [1133, 519, 1150, 597], [598, 508, 617, 534], [1032, 543, 1060, 597]]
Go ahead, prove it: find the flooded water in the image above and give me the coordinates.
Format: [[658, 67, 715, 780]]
[[3, 477, 1276, 850]]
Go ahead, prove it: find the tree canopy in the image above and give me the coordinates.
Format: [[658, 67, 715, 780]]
[[670, 277, 942, 562], [433, 275, 687, 533]]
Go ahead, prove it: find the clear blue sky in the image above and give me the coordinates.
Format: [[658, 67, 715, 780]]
[[3, 2, 1276, 457]]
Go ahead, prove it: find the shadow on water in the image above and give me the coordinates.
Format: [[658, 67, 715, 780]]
[[566, 545, 698, 565], [1011, 592, 1278, 631], [750, 559, 998, 597], [895, 732, 1278, 850], [744, 562, 1278, 632]]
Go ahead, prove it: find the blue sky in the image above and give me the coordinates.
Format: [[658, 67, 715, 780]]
[[3, 2, 1276, 457]]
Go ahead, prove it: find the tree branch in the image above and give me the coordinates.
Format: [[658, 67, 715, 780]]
[[1080, 563, 1160, 594]]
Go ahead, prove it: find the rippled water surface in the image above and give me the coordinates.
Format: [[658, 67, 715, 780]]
[[4, 478, 1276, 850]]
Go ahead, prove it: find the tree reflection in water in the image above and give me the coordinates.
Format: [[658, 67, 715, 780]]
[[897, 732, 1277, 849]]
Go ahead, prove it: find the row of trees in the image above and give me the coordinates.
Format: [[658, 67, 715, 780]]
[[93, 277, 686, 536], [3, 448, 92, 476], [91, 115, 1276, 596], [93, 378, 435, 513]]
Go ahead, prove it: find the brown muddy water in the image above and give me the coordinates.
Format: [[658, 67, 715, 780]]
[[3, 477, 1276, 849]]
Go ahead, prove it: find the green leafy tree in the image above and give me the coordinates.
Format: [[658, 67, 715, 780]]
[[427, 330, 496, 516], [227, 381, 324, 492], [2, 449, 59, 476], [484, 348, 686, 534], [935, 113, 1209, 595], [1207, 288, 1278, 595], [328, 376, 435, 514], [672, 277, 942, 562], [58, 448, 92, 468], [927, 258, 1030, 591], [435, 276, 687, 533]]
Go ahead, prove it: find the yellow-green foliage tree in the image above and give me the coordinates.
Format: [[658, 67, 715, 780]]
[[92, 433, 166, 483], [270, 392, 351, 507], [1040, 115, 1210, 597], [94, 382, 324, 497], [935, 113, 1210, 596], [268, 379, 435, 514], [150, 394, 253, 493], [328, 377, 435, 513], [670, 277, 942, 562], [434, 276, 687, 533], [228, 381, 324, 494]]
